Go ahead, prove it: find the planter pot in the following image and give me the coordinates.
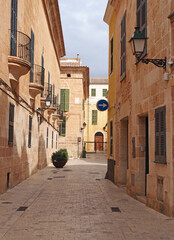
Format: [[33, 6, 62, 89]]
[[52, 159, 67, 168]]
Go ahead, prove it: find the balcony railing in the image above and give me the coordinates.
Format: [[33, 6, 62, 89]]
[[10, 30, 31, 63], [31, 64, 45, 86], [42, 82, 52, 99]]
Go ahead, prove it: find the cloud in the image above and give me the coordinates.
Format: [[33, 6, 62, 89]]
[[59, 0, 108, 78]]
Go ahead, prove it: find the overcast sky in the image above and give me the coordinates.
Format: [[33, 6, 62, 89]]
[[59, 0, 108, 78]]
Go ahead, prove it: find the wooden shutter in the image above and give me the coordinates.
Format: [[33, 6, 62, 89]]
[[61, 116, 66, 137], [121, 12, 126, 79], [110, 120, 113, 156], [52, 131, 54, 148], [132, 137, 136, 158], [8, 103, 15, 145], [28, 116, 32, 147], [82, 99, 85, 110], [10, 0, 18, 56], [103, 89, 107, 97], [155, 106, 166, 163], [137, 0, 147, 57], [110, 38, 114, 73], [46, 127, 49, 148], [30, 29, 34, 83], [60, 89, 69, 111], [91, 89, 96, 96], [92, 110, 97, 125]]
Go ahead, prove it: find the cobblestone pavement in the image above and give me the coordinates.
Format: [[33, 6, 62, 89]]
[[0, 155, 174, 240]]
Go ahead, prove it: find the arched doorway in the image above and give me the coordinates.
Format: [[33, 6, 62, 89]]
[[94, 132, 104, 151]]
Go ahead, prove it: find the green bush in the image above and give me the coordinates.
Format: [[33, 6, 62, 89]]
[[51, 148, 68, 162]]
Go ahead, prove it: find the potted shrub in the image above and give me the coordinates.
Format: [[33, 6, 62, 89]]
[[51, 148, 68, 168]]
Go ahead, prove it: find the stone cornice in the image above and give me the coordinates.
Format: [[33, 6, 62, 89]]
[[42, 0, 66, 64], [103, 1, 114, 24]]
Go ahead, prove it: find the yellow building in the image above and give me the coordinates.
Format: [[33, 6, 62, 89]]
[[104, 0, 174, 216], [84, 78, 108, 153], [0, 0, 65, 194]]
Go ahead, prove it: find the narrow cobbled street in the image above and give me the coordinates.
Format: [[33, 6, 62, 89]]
[[0, 154, 173, 240]]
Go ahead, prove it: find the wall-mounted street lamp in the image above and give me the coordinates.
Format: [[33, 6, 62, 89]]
[[80, 122, 87, 131], [129, 27, 166, 70], [36, 95, 51, 111]]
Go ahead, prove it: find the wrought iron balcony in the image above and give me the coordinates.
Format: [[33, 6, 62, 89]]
[[8, 30, 31, 89], [29, 64, 45, 99]]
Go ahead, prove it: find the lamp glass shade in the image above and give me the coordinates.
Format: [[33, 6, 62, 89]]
[[45, 96, 51, 107], [133, 38, 146, 55]]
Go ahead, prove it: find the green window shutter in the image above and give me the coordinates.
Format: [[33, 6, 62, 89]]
[[64, 89, 69, 111], [92, 110, 97, 125], [82, 99, 85, 110], [91, 89, 96, 96], [61, 116, 66, 136], [60, 89, 65, 111], [103, 89, 107, 97], [60, 89, 69, 111]]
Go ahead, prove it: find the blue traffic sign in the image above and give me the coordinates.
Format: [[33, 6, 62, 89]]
[[96, 99, 109, 111]]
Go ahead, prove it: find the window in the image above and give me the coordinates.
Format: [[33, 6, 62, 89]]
[[92, 110, 97, 125], [30, 29, 34, 82], [67, 74, 71, 77], [60, 89, 70, 111], [28, 116, 32, 148], [8, 103, 15, 145], [52, 131, 54, 148], [155, 106, 166, 164], [137, 0, 147, 58], [60, 116, 66, 136], [103, 89, 107, 97], [91, 89, 96, 97], [110, 37, 113, 74], [46, 127, 49, 148], [82, 99, 85, 110], [56, 134, 58, 149], [110, 120, 113, 156], [121, 12, 126, 80], [41, 55, 44, 96], [10, 0, 18, 56]]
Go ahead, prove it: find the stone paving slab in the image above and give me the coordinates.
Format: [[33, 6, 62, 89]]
[[0, 157, 173, 240]]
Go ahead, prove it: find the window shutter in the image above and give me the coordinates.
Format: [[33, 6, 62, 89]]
[[28, 116, 32, 147], [92, 110, 97, 125], [46, 127, 49, 148], [60, 89, 65, 111], [155, 106, 166, 163], [41, 55, 44, 86], [132, 137, 136, 158], [137, 0, 147, 57], [10, 0, 18, 56], [91, 89, 96, 96], [82, 99, 85, 110], [121, 12, 126, 79], [8, 103, 15, 145], [110, 38, 113, 73], [61, 116, 66, 136], [103, 89, 107, 97], [60, 89, 69, 111], [30, 29, 34, 83]]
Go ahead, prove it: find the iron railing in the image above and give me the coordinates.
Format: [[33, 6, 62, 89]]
[[31, 64, 45, 86], [10, 30, 31, 63], [42, 82, 52, 99]]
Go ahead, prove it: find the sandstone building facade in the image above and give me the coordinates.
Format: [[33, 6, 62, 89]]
[[84, 78, 108, 153], [0, 0, 65, 194], [59, 58, 89, 158], [104, 0, 174, 216]]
